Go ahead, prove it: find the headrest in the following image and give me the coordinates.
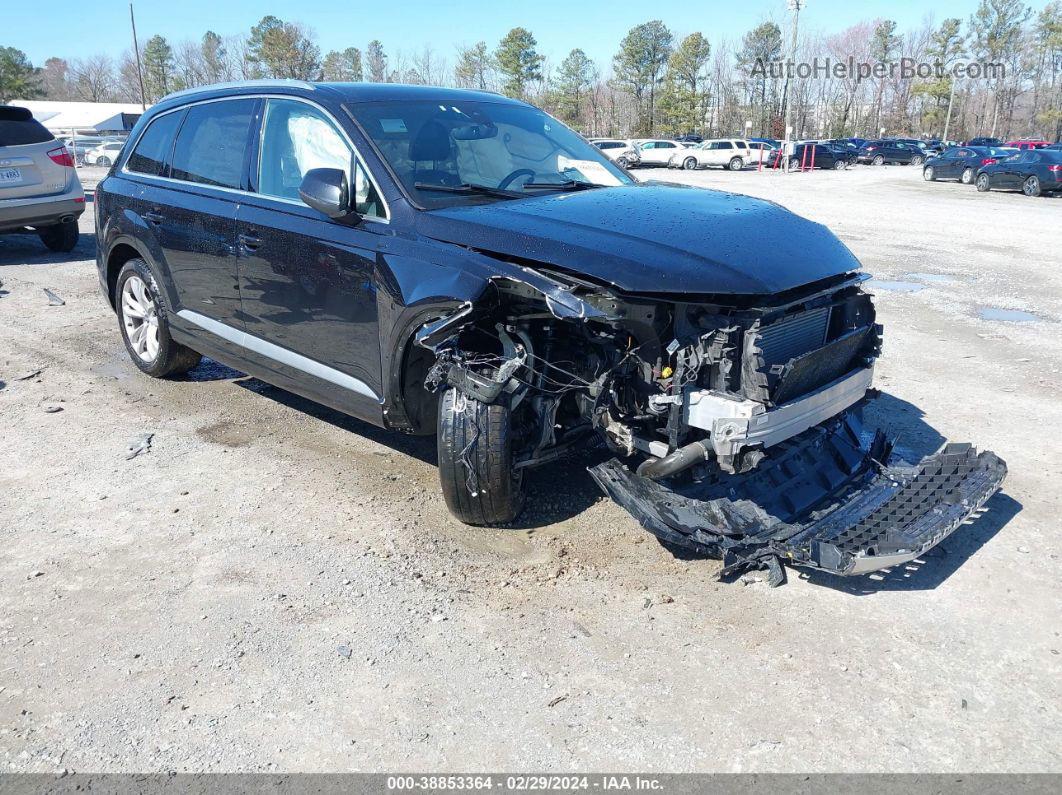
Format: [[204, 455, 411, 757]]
[[410, 119, 452, 161]]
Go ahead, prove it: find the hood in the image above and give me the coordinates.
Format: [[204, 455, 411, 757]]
[[416, 183, 861, 295]]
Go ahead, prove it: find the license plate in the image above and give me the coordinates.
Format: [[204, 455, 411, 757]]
[[0, 167, 22, 184]]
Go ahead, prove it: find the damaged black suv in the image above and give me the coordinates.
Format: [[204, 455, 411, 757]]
[[95, 81, 1005, 582]]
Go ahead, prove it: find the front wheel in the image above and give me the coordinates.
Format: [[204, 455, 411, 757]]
[[911, 155, 924, 166], [683, 157, 697, 170], [961, 167, 974, 184], [788, 157, 801, 171], [834, 159, 847, 170], [976, 173, 991, 192], [873, 155, 885, 166], [616, 156, 629, 168], [1022, 175, 1042, 197], [437, 388, 525, 526], [923, 166, 935, 181], [116, 258, 202, 377]]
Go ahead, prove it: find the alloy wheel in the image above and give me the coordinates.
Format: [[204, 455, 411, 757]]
[[121, 275, 160, 362]]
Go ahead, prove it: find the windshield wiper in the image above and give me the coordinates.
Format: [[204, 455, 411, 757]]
[[520, 180, 607, 191], [414, 181, 521, 199]]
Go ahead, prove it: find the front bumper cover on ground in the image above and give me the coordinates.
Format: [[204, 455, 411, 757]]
[[589, 412, 1007, 583]]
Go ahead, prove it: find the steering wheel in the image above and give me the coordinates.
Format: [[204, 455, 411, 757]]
[[497, 168, 535, 190]]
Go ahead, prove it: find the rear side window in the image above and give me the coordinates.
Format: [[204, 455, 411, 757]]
[[126, 112, 182, 176], [717, 141, 733, 150], [170, 99, 255, 190], [0, 107, 54, 146]]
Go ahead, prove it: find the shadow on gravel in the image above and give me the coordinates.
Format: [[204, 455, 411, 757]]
[[0, 230, 97, 265]]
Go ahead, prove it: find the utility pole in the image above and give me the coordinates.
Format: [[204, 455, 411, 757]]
[[130, 2, 147, 110], [783, 0, 804, 172]]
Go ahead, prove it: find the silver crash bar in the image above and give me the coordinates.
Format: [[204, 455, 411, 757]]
[[684, 366, 874, 458]]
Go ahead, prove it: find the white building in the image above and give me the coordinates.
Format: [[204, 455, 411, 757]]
[[10, 100, 147, 135]]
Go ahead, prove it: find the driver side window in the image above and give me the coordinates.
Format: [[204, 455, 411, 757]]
[[258, 98, 384, 219]]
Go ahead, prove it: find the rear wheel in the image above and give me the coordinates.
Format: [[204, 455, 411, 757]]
[[789, 157, 801, 171], [976, 173, 991, 192], [923, 166, 935, 181], [97, 156, 111, 167], [37, 221, 79, 252], [437, 388, 525, 526], [683, 156, 697, 170], [961, 167, 974, 184], [115, 258, 202, 377], [616, 156, 629, 168], [834, 159, 847, 170], [1022, 175, 1041, 197], [728, 156, 743, 171], [911, 155, 924, 166], [873, 154, 885, 166]]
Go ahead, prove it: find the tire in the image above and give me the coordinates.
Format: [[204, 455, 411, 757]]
[[728, 156, 743, 171], [115, 258, 202, 378], [923, 166, 935, 181], [834, 159, 847, 170], [911, 155, 924, 166], [616, 156, 629, 168], [976, 173, 991, 192], [97, 156, 111, 167], [683, 157, 697, 170], [873, 155, 885, 166], [788, 157, 801, 171], [961, 167, 974, 184], [1022, 175, 1041, 197], [37, 221, 79, 252], [437, 388, 524, 525]]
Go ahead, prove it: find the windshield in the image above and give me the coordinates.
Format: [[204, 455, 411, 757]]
[[346, 99, 633, 208]]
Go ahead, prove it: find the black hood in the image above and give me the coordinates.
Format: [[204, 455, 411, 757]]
[[416, 183, 862, 295]]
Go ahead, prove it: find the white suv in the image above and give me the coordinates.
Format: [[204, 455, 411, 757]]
[[634, 139, 689, 167], [84, 141, 126, 167], [0, 105, 85, 252], [668, 139, 752, 170], [591, 139, 640, 168]]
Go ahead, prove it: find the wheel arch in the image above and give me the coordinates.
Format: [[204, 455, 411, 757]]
[[104, 239, 149, 308]]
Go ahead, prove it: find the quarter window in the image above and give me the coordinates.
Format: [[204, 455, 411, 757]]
[[170, 99, 255, 190], [258, 98, 383, 218], [126, 111, 182, 176]]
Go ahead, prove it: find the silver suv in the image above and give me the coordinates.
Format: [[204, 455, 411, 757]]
[[0, 105, 85, 252]]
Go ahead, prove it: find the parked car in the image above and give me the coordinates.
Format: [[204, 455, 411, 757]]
[[922, 145, 1009, 184], [748, 136, 780, 148], [634, 138, 689, 166], [787, 142, 853, 170], [0, 105, 84, 252], [1003, 139, 1051, 150], [745, 140, 778, 164], [668, 138, 751, 170], [591, 139, 640, 168], [674, 133, 702, 143], [976, 149, 1062, 196], [93, 81, 1005, 580], [61, 135, 119, 165], [856, 140, 925, 165], [84, 141, 126, 167], [965, 136, 1002, 147]]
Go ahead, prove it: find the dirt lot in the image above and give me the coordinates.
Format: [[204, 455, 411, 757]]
[[1, 163, 1059, 773]]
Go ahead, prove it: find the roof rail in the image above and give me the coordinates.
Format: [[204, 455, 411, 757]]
[[160, 79, 318, 102]]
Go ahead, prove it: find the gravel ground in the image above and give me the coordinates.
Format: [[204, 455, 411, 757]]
[[0, 164, 1059, 773]]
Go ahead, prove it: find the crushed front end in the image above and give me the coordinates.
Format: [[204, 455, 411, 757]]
[[419, 266, 1006, 583]]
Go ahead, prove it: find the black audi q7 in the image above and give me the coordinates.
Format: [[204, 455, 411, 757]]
[[95, 81, 1005, 583]]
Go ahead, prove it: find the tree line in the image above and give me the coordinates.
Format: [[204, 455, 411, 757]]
[[2, 1, 1060, 142]]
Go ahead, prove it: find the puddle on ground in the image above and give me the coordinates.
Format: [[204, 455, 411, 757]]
[[182, 357, 245, 382], [905, 272, 955, 283], [866, 280, 926, 293], [978, 307, 1041, 323], [92, 359, 134, 380]]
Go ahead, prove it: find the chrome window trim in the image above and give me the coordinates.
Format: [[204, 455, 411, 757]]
[[120, 93, 390, 223], [177, 310, 381, 402]]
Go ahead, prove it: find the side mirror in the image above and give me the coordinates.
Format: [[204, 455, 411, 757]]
[[298, 168, 352, 219]]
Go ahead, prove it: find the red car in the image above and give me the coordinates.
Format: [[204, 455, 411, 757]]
[[1004, 139, 1051, 150]]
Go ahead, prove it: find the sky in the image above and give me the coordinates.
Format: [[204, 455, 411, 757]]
[[8, 0, 1036, 72]]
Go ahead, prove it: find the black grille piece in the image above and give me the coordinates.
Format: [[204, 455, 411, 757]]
[[771, 325, 871, 404]]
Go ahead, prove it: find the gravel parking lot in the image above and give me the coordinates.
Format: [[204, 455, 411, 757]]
[[1, 163, 1059, 773]]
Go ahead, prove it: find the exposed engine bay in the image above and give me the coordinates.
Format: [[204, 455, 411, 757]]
[[417, 266, 1006, 584]]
